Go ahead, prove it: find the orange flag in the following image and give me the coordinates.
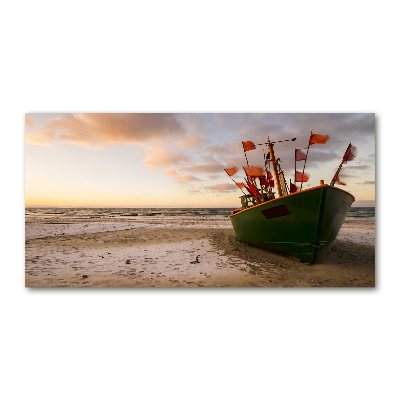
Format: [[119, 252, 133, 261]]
[[309, 133, 330, 145], [224, 166, 238, 176], [242, 141, 256, 152], [244, 166, 265, 177], [295, 171, 310, 182], [295, 148, 307, 161], [235, 182, 245, 189]]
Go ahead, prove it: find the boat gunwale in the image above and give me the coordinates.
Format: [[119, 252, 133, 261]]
[[228, 184, 355, 218]]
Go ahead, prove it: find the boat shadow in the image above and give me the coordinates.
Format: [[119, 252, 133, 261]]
[[316, 239, 375, 270]]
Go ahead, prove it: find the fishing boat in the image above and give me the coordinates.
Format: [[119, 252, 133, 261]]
[[224, 133, 356, 263]]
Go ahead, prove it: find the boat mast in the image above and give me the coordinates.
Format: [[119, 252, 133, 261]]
[[331, 143, 352, 186], [267, 138, 283, 197]]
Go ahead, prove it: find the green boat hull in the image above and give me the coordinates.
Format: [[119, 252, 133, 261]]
[[229, 185, 354, 263]]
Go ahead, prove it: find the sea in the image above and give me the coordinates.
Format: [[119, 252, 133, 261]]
[[25, 206, 375, 221], [25, 206, 375, 240]]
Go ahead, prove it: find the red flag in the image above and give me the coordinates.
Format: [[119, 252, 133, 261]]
[[343, 145, 357, 163], [269, 179, 274, 188], [242, 141, 256, 152], [290, 182, 297, 193], [336, 174, 346, 185], [309, 133, 330, 145], [235, 182, 245, 189], [224, 166, 238, 176], [246, 179, 261, 197], [266, 170, 273, 181], [295, 148, 307, 161], [259, 175, 269, 187], [295, 171, 310, 182], [244, 166, 264, 177]]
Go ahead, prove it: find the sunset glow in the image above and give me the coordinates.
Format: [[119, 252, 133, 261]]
[[25, 113, 375, 208]]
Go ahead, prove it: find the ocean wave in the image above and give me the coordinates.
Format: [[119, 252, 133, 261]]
[[25, 206, 374, 221]]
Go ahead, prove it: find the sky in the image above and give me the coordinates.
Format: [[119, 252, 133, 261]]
[[25, 113, 375, 208]]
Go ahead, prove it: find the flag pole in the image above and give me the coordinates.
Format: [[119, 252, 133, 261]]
[[294, 148, 296, 187], [330, 162, 344, 187], [300, 131, 312, 191], [267, 139, 283, 197], [224, 170, 247, 196], [331, 143, 352, 186], [242, 141, 249, 167]]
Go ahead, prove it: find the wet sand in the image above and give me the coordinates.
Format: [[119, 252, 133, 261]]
[[25, 220, 375, 287]]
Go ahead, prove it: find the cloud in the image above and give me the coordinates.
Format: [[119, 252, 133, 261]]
[[237, 113, 375, 151], [179, 160, 225, 174], [164, 168, 177, 176], [28, 113, 186, 148], [347, 164, 372, 170], [176, 134, 206, 149], [298, 148, 339, 164], [175, 174, 202, 184], [25, 115, 34, 128], [204, 183, 237, 191], [25, 133, 49, 147], [356, 153, 375, 165], [205, 144, 233, 154], [366, 153, 375, 162], [142, 146, 189, 170], [26, 113, 375, 194], [215, 113, 375, 176], [357, 180, 375, 185]]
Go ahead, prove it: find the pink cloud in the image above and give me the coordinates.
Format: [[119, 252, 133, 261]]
[[25, 115, 34, 128], [175, 174, 202, 184], [28, 113, 185, 148], [179, 160, 224, 174], [204, 183, 236, 191], [164, 168, 177, 176], [142, 146, 189, 170], [25, 133, 49, 147], [176, 134, 206, 149]]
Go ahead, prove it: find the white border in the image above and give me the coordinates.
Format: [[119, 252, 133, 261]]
[[2, 1, 396, 399]]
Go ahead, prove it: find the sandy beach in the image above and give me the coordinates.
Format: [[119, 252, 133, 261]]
[[25, 215, 375, 288]]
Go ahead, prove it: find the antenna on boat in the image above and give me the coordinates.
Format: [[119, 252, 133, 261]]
[[300, 131, 312, 191], [256, 138, 296, 146]]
